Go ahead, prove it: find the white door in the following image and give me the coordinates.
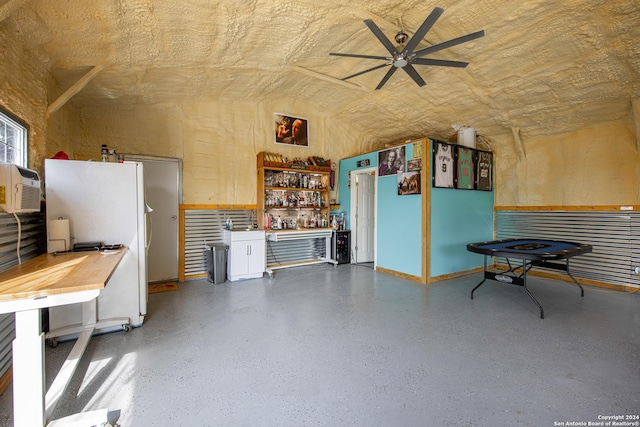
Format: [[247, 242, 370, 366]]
[[351, 170, 376, 264], [127, 156, 181, 283]]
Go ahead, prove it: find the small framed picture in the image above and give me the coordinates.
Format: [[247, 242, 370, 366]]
[[408, 159, 422, 171], [398, 171, 421, 195], [275, 113, 309, 147], [378, 146, 406, 176]]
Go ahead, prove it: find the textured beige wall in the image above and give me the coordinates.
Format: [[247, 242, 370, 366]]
[[68, 100, 363, 204], [0, 15, 54, 177], [69, 104, 640, 207], [71, 104, 183, 161], [493, 123, 640, 206]]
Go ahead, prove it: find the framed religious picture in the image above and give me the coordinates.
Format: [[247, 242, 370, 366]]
[[431, 140, 454, 188], [456, 146, 476, 190], [275, 113, 309, 147], [476, 150, 493, 191], [397, 171, 421, 195], [378, 146, 405, 176]]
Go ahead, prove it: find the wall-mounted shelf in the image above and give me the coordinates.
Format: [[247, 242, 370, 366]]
[[257, 152, 331, 230], [257, 152, 338, 277]]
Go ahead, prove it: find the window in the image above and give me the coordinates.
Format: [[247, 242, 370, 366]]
[[0, 109, 28, 168]]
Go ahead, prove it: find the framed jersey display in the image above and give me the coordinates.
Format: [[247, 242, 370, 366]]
[[476, 150, 493, 191], [456, 146, 475, 190], [432, 141, 454, 188]]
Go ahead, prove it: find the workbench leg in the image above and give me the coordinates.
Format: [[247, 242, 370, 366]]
[[13, 309, 45, 427]]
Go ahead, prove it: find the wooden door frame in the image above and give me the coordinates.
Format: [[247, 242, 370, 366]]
[[349, 167, 377, 265]]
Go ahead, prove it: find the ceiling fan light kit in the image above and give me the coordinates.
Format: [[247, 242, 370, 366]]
[[329, 7, 485, 90]]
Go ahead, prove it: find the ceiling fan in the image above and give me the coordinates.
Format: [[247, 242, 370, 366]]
[[329, 7, 485, 90]]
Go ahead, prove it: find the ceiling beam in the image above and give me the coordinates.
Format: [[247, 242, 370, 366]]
[[46, 66, 104, 118], [632, 99, 640, 152], [291, 66, 368, 92], [511, 127, 526, 162]]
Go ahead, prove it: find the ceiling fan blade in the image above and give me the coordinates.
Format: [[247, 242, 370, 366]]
[[401, 64, 426, 87], [375, 67, 398, 90], [403, 7, 444, 55], [330, 52, 389, 61], [342, 63, 390, 81], [413, 30, 485, 58], [411, 58, 469, 68], [363, 19, 398, 55]]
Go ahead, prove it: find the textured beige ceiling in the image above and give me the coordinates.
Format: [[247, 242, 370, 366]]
[[12, 0, 640, 144]]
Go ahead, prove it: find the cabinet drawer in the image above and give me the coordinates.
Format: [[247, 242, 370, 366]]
[[223, 230, 265, 242]]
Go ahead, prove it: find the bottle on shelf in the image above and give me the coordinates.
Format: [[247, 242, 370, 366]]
[[264, 212, 271, 229], [101, 144, 109, 162]]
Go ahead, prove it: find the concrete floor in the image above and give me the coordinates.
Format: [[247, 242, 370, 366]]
[[0, 264, 639, 426]]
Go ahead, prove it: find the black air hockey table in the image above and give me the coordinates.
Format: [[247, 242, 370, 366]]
[[467, 238, 593, 318]]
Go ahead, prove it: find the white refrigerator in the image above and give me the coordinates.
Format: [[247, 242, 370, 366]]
[[44, 159, 149, 338]]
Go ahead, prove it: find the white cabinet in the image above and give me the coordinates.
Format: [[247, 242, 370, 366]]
[[223, 230, 266, 281]]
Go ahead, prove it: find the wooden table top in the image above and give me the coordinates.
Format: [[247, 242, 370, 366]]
[[0, 250, 125, 303]]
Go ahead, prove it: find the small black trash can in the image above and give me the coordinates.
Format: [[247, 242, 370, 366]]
[[205, 243, 228, 284]]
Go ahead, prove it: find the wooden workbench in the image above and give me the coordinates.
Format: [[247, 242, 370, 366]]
[[0, 249, 125, 427]]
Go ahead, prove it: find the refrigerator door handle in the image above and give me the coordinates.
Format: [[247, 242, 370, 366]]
[[145, 200, 153, 254]]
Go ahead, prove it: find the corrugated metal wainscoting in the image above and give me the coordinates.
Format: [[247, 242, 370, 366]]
[[266, 237, 327, 267], [0, 211, 47, 391], [183, 209, 254, 278], [496, 210, 640, 289]]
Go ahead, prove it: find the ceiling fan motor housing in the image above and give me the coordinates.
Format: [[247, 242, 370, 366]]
[[393, 55, 408, 68], [329, 7, 484, 89]]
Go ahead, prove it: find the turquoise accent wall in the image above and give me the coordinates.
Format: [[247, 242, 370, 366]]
[[376, 145, 422, 277], [339, 139, 494, 280], [430, 188, 494, 276], [429, 139, 494, 277], [340, 144, 423, 278]]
